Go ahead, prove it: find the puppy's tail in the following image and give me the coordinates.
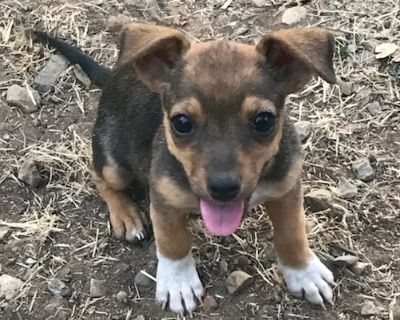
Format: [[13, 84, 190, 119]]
[[32, 31, 111, 88]]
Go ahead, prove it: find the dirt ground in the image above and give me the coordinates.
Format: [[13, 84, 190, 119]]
[[0, 0, 399, 319]]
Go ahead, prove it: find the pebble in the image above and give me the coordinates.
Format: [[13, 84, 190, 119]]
[[352, 261, 370, 276], [281, 6, 307, 25], [251, 0, 270, 6], [134, 271, 152, 288], [333, 255, 358, 267], [352, 158, 375, 182], [90, 278, 106, 297], [135, 316, 145, 320], [335, 178, 358, 199], [18, 159, 42, 187], [355, 87, 372, 104], [6, 84, 41, 113], [34, 54, 68, 92], [48, 279, 71, 297], [330, 203, 348, 218], [0, 227, 11, 241], [304, 189, 333, 212], [361, 301, 379, 315], [219, 260, 228, 274], [366, 101, 382, 116], [106, 14, 131, 33], [116, 290, 128, 303], [202, 295, 218, 313], [338, 80, 353, 96], [294, 121, 312, 142], [0, 274, 24, 300], [226, 270, 252, 294]]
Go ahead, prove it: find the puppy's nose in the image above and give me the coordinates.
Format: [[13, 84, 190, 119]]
[[208, 177, 240, 202]]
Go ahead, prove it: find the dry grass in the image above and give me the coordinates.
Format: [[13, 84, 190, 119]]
[[0, 0, 399, 319]]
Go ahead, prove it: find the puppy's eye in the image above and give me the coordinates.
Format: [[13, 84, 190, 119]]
[[171, 114, 194, 136], [252, 112, 275, 134]]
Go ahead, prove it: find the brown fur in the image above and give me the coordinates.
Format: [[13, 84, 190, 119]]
[[150, 203, 191, 259], [94, 156, 144, 241], [264, 180, 311, 267]]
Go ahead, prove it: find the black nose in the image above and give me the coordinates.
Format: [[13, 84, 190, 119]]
[[208, 177, 240, 202]]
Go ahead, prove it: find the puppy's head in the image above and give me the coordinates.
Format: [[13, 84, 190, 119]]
[[118, 23, 336, 236]]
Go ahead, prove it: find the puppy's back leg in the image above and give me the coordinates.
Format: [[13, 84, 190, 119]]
[[93, 156, 146, 242]]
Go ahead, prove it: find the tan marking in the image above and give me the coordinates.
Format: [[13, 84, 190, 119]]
[[264, 180, 311, 267], [93, 157, 144, 241], [249, 155, 303, 207], [237, 116, 284, 196], [163, 114, 207, 197], [150, 203, 191, 260], [156, 175, 198, 210], [241, 96, 277, 118], [170, 97, 205, 125]]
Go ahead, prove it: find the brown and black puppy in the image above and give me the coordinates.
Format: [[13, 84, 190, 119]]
[[34, 23, 336, 314]]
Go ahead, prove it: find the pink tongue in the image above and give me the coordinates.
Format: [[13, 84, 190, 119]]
[[200, 200, 244, 236]]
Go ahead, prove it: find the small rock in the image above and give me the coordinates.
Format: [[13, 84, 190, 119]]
[[352, 262, 371, 276], [0, 274, 24, 300], [18, 160, 42, 187], [34, 54, 68, 92], [281, 6, 307, 25], [294, 121, 312, 142], [219, 260, 228, 274], [226, 270, 252, 294], [251, 0, 270, 6], [333, 255, 358, 267], [366, 101, 382, 116], [203, 295, 218, 313], [335, 178, 358, 199], [6, 84, 41, 113], [338, 80, 353, 96], [134, 271, 152, 288], [330, 203, 348, 218], [135, 316, 145, 320], [116, 290, 128, 303], [352, 158, 375, 182], [73, 64, 91, 89], [0, 227, 11, 241], [361, 301, 379, 315], [355, 87, 372, 104], [90, 279, 106, 297], [48, 279, 71, 297], [231, 26, 249, 38], [305, 189, 333, 212], [106, 14, 131, 32]]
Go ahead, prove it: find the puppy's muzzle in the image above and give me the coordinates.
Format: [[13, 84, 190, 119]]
[[207, 176, 240, 202]]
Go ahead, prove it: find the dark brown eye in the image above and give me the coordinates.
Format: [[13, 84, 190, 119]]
[[252, 111, 275, 134], [171, 114, 194, 136]]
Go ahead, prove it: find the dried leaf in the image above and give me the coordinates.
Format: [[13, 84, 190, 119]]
[[375, 42, 399, 59]]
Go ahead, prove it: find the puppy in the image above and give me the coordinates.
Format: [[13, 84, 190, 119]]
[[34, 23, 336, 314]]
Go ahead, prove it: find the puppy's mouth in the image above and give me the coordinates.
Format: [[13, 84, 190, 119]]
[[199, 199, 245, 236]]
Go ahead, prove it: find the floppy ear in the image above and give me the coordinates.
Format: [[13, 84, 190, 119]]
[[256, 28, 336, 94], [116, 23, 191, 92]]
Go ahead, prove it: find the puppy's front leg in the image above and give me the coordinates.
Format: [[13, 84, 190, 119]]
[[265, 180, 335, 307], [150, 203, 204, 314]]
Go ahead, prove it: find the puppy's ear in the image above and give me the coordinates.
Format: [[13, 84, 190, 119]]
[[256, 28, 336, 94], [116, 23, 191, 92]]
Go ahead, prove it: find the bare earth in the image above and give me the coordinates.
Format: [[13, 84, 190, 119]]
[[0, 0, 399, 319]]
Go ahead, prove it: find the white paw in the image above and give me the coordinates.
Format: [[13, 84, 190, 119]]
[[279, 253, 335, 307], [156, 251, 204, 314]]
